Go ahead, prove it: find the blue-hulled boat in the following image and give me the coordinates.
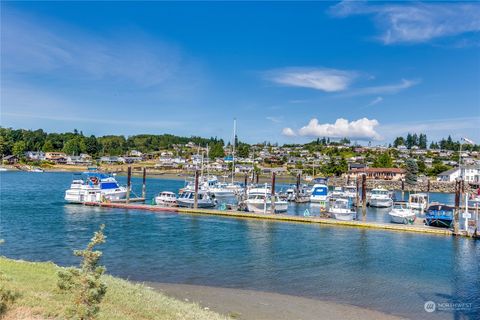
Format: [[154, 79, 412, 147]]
[[425, 204, 454, 228]]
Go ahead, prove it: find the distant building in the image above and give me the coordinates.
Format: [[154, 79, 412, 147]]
[[3, 155, 18, 164], [437, 165, 480, 183], [45, 152, 67, 164], [347, 168, 405, 181], [25, 151, 45, 161]]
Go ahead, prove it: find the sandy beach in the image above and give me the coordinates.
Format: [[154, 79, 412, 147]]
[[147, 282, 405, 320]]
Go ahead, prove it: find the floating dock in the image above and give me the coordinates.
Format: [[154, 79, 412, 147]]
[[83, 202, 461, 237]]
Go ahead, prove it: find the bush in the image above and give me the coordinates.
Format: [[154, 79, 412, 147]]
[[58, 225, 107, 320]]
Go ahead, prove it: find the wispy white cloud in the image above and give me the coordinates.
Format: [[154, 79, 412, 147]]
[[330, 1, 480, 44], [367, 96, 383, 106], [266, 116, 283, 123], [282, 127, 297, 137], [344, 79, 420, 97], [1, 9, 201, 88], [264, 67, 357, 92], [283, 118, 382, 140]]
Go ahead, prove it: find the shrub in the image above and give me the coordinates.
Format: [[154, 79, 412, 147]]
[[58, 225, 107, 320]]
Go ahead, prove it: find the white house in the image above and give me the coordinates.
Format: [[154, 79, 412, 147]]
[[437, 165, 480, 183]]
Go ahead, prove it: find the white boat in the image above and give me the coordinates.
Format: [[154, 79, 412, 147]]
[[154, 191, 178, 207], [29, 167, 44, 172], [408, 193, 428, 212], [368, 188, 393, 208], [65, 172, 128, 203], [177, 190, 216, 208], [344, 185, 358, 206], [388, 202, 416, 224], [329, 187, 345, 200], [0, 167, 8, 172], [328, 198, 356, 221], [208, 182, 237, 197], [310, 184, 329, 210], [245, 185, 288, 213], [285, 187, 296, 201]]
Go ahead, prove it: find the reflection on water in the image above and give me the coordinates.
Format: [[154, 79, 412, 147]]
[[1, 172, 479, 319]]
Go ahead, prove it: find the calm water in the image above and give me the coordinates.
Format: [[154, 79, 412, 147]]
[[1, 172, 479, 319]]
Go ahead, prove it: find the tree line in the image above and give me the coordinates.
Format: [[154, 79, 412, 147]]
[[393, 133, 479, 151], [0, 127, 226, 158]]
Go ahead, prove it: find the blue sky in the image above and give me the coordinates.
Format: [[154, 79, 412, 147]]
[[1, 1, 479, 145]]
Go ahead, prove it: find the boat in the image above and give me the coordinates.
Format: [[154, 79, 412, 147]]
[[208, 182, 238, 198], [328, 187, 345, 201], [368, 188, 393, 208], [328, 198, 356, 221], [425, 204, 454, 228], [285, 186, 296, 201], [154, 191, 178, 207], [310, 184, 329, 210], [65, 172, 128, 203], [29, 167, 44, 172], [408, 193, 428, 212], [176, 190, 216, 208], [245, 193, 288, 213], [388, 202, 416, 224], [344, 185, 358, 206], [0, 167, 7, 172]]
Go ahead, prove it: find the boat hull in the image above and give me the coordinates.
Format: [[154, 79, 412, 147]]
[[246, 200, 288, 213], [177, 199, 216, 208], [369, 198, 393, 208]]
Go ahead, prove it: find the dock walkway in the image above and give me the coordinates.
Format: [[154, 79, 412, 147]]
[[84, 202, 456, 237]]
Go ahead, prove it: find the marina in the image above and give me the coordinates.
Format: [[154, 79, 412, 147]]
[[1, 171, 479, 320]]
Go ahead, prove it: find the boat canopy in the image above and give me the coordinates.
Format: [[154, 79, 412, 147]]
[[311, 184, 328, 196]]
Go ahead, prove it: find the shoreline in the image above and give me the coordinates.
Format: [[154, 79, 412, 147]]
[[1, 167, 470, 193], [146, 282, 405, 320]]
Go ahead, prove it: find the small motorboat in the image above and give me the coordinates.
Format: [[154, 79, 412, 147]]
[[177, 190, 216, 208], [65, 171, 127, 203], [310, 184, 329, 210], [408, 193, 428, 212], [425, 204, 454, 228], [388, 202, 416, 224], [245, 185, 288, 213], [368, 188, 393, 208], [328, 198, 356, 221], [154, 191, 177, 207]]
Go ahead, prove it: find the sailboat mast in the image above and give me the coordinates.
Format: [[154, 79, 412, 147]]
[[232, 118, 236, 185]]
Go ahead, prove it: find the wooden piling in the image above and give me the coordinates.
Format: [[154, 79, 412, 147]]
[[361, 174, 367, 216], [142, 167, 146, 199], [255, 171, 259, 184], [271, 172, 276, 213], [194, 170, 199, 209], [401, 179, 405, 201], [296, 173, 301, 201], [454, 180, 460, 234], [126, 166, 132, 204]]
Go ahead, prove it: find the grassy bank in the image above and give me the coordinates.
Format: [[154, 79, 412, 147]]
[[0, 257, 227, 320]]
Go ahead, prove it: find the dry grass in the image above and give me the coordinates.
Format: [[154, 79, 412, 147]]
[[0, 257, 228, 320]]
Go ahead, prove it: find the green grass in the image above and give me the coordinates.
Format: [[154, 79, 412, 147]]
[[0, 257, 228, 320]]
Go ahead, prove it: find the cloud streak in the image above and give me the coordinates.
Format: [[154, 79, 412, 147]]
[[264, 67, 357, 92], [283, 118, 381, 140], [343, 79, 420, 97], [1, 9, 199, 88], [367, 96, 383, 106], [330, 1, 480, 44]]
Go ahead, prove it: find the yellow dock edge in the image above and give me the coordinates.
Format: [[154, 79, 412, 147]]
[[176, 208, 454, 236], [84, 202, 461, 237]]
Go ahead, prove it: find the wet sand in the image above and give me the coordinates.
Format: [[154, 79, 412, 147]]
[[146, 282, 405, 320]]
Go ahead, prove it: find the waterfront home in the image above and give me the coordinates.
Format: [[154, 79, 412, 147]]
[[235, 164, 253, 173], [25, 151, 45, 161], [45, 152, 67, 164], [3, 155, 18, 164], [348, 168, 406, 181], [129, 150, 143, 157], [99, 156, 125, 164], [66, 154, 92, 165], [437, 165, 480, 183]]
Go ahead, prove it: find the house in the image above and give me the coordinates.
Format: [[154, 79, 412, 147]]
[[347, 168, 406, 181], [45, 152, 67, 164], [129, 150, 143, 157], [349, 163, 367, 171], [3, 155, 18, 164], [436, 165, 480, 182], [25, 151, 45, 161], [99, 156, 125, 164], [235, 164, 253, 173], [66, 154, 93, 165]]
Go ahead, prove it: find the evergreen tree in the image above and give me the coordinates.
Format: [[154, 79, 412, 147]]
[[405, 159, 418, 186]]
